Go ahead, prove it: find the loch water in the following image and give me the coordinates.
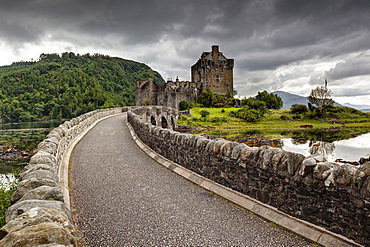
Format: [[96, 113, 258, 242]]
[[280, 132, 370, 162], [0, 121, 63, 189]]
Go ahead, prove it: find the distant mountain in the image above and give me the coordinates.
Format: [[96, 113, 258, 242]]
[[272, 91, 308, 109], [343, 103, 370, 112], [272, 91, 343, 109]]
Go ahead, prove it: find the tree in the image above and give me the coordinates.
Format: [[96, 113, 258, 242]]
[[197, 89, 215, 107], [179, 101, 191, 111], [308, 86, 334, 115], [255, 91, 283, 110]]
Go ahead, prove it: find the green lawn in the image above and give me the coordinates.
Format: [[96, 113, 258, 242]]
[[178, 107, 370, 140]]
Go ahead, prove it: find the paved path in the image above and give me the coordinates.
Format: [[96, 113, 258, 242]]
[[70, 114, 313, 246]]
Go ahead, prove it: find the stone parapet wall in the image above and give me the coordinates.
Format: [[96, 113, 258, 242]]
[[128, 108, 370, 246], [0, 107, 124, 246]]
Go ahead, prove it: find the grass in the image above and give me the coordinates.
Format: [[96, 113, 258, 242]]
[[178, 107, 370, 141], [0, 188, 15, 227]]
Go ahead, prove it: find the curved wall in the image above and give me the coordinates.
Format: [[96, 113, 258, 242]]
[[128, 107, 370, 247], [0, 107, 124, 246]]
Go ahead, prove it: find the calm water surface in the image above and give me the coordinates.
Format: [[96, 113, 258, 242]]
[[0, 121, 63, 130], [281, 132, 370, 161]]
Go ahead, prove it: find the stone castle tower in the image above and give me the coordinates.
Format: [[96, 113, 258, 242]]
[[136, 45, 234, 109], [191, 45, 234, 95]]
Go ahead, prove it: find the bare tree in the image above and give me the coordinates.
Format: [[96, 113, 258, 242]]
[[308, 86, 334, 114]]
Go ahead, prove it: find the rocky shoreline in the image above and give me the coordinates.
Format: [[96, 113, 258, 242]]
[[0, 145, 36, 161]]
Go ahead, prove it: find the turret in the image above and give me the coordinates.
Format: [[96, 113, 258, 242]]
[[212, 45, 219, 61]]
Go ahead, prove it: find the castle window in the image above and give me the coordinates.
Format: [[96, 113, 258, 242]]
[[216, 75, 220, 82]]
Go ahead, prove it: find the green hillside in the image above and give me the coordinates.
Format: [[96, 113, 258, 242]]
[[0, 52, 164, 122]]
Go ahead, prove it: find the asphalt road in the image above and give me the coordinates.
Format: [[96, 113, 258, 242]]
[[70, 114, 314, 246]]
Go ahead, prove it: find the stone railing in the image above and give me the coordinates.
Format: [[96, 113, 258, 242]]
[[0, 107, 124, 246], [128, 107, 369, 247]]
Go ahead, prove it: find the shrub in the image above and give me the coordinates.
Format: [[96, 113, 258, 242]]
[[179, 101, 191, 111], [290, 104, 309, 114], [292, 114, 303, 120], [280, 115, 289, 120], [221, 109, 225, 113], [228, 111, 236, 117], [236, 107, 263, 122], [200, 110, 210, 118]]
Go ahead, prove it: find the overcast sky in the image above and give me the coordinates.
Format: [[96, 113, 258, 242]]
[[1, 0, 370, 106]]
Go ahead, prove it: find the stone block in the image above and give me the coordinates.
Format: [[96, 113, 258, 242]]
[[29, 151, 57, 166], [5, 200, 68, 223], [240, 147, 257, 161], [213, 139, 227, 155], [20, 170, 59, 183], [11, 179, 59, 204], [220, 142, 238, 157], [313, 162, 338, 180], [0, 222, 76, 246], [0, 207, 72, 238], [231, 143, 248, 160], [335, 164, 357, 186], [18, 186, 64, 203], [353, 162, 370, 190], [22, 163, 58, 175]]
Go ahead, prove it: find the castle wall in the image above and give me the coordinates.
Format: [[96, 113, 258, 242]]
[[135, 78, 158, 106], [191, 45, 234, 95], [156, 80, 200, 109], [135, 45, 234, 109]]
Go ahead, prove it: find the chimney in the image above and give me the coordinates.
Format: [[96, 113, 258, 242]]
[[212, 45, 219, 61]]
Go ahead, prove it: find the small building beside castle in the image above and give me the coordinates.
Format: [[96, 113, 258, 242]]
[[135, 45, 234, 109]]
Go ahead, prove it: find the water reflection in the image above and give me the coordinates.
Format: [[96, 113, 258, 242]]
[[0, 121, 63, 130], [281, 132, 370, 162]]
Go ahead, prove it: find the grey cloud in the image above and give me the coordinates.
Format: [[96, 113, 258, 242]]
[[326, 54, 370, 80], [1, 0, 370, 101]]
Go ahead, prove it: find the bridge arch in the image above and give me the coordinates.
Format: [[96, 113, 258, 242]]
[[161, 116, 168, 128], [150, 116, 157, 126]]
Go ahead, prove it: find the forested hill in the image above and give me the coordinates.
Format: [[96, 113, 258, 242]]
[[0, 52, 165, 122]]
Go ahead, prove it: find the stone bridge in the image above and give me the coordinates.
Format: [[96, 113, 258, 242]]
[[0, 106, 368, 246]]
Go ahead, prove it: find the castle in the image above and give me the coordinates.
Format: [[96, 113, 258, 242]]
[[135, 45, 234, 109]]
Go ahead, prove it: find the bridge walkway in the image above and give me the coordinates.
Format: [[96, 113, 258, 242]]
[[70, 114, 313, 246]]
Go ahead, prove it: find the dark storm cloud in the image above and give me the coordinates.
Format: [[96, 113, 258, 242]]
[[2, 0, 370, 51], [1, 0, 370, 103]]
